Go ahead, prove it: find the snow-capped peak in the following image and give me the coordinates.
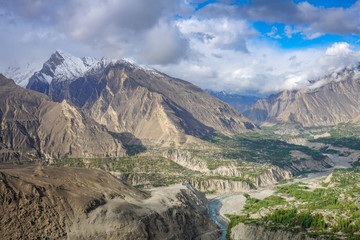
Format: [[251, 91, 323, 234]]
[[42, 50, 95, 83], [23, 50, 158, 89], [28, 50, 116, 86], [3, 61, 42, 87]]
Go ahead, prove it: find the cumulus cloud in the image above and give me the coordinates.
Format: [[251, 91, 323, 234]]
[[141, 21, 189, 64], [188, 65, 218, 78], [0, 0, 190, 65], [319, 42, 360, 71], [281, 42, 360, 91], [325, 42, 353, 56], [158, 41, 360, 94], [1, 0, 360, 95], [199, 0, 360, 39], [65, 0, 191, 63], [177, 17, 257, 52]]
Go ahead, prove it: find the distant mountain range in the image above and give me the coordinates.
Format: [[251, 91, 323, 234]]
[[244, 65, 360, 126], [206, 90, 260, 113]]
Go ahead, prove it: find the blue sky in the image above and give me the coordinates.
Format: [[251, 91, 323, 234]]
[[0, 0, 360, 94]]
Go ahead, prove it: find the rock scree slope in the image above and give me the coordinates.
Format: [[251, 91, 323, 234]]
[[0, 166, 220, 240]]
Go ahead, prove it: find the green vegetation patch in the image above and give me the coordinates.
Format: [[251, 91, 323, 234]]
[[53, 158, 85, 167], [243, 195, 286, 214], [310, 123, 360, 150], [203, 132, 326, 169], [52, 156, 200, 187], [263, 209, 327, 230], [277, 183, 341, 210]]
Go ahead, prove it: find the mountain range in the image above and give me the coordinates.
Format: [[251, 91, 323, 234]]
[[244, 65, 360, 126], [0, 51, 259, 161], [26, 51, 257, 144]]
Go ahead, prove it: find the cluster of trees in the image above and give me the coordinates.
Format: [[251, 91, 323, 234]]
[[243, 195, 286, 213], [331, 217, 360, 235], [264, 208, 360, 236], [204, 132, 326, 168], [276, 183, 341, 210], [263, 209, 327, 230]]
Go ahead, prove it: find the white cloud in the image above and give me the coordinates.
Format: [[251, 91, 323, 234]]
[[284, 25, 299, 38], [158, 41, 360, 94], [1, 0, 360, 96], [141, 21, 189, 64], [177, 17, 257, 52], [187, 65, 218, 79], [325, 42, 352, 56], [199, 0, 360, 40], [266, 26, 282, 39], [0, 0, 190, 66]]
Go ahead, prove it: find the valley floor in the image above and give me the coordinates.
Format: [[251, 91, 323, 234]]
[[208, 151, 355, 240]]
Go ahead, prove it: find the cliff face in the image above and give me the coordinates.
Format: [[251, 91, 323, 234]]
[[244, 68, 360, 126], [0, 166, 220, 240], [0, 74, 127, 162], [163, 148, 334, 193], [192, 179, 254, 193], [190, 166, 294, 194]]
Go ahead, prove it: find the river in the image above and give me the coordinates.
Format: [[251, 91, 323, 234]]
[[209, 198, 228, 240]]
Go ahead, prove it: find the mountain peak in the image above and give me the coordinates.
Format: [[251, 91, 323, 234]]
[[53, 49, 74, 59], [28, 51, 102, 87]]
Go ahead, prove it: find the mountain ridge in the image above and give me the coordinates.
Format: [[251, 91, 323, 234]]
[[244, 65, 360, 127], [0, 74, 130, 161], [26, 51, 258, 144]]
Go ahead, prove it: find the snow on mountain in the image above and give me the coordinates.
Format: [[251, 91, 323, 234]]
[[307, 63, 360, 89], [3, 62, 42, 87], [26, 50, 128, 89], [40, 50, 95, 83], [3, 50, 162, 90]]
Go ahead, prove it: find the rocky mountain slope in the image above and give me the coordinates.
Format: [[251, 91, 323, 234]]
[[27, 51, 257, 144], [244, 66, 360, 126], [0, 166, 220, 239], [0, 74, 127, 162]]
